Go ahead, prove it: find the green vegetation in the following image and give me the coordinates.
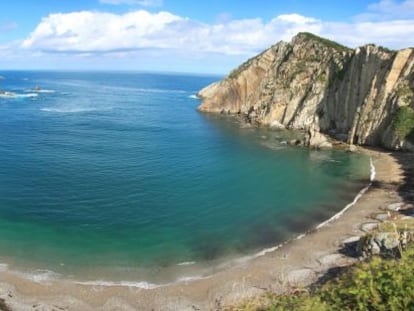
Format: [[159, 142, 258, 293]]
[[231, 246, 414, 311], [317, 73, 327, 84], [377, 45, 396, 53], [298, 32, 351, 52], [393, 106, 414, 142], [396, 83, 413, 104]]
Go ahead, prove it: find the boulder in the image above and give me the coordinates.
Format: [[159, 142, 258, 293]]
[[348, 144, 358, 152], [357, 231, 405, 258], [304, 117, 333, 149]]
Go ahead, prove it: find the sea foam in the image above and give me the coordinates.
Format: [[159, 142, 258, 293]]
[[252, 157, 376, 259], [41, 107, 109, 113], [0, 93, 38, 98], [315, 157, 375, 229]]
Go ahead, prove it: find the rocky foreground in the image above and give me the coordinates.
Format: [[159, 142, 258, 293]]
[[198, 33, 414, 151]]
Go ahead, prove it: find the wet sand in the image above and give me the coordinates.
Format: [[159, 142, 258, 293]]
[[0, 148, 409, 310]]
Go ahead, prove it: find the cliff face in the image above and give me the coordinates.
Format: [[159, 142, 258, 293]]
[[198, 33, 414, 151]]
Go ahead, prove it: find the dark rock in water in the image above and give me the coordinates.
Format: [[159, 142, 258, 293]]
[[288, 139, 302, 146]]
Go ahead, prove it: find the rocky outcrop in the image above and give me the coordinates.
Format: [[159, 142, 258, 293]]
[[198, 32, 414, 151]]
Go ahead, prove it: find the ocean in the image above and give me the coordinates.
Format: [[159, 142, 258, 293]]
[[0, 71, 369, 285]]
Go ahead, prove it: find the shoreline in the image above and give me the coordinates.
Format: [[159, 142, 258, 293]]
[[0, 148, 407, 310]]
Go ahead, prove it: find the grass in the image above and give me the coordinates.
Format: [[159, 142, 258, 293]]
[[396, 84, 413, 104], [393, 106, 414, 142], [297, 32, 351, 52], [232, 218, 414, 311], [230, 244, 414, 311]]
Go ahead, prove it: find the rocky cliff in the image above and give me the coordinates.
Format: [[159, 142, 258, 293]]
[[198, 32, 414, 151]]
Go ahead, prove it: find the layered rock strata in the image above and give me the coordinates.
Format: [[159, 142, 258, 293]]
[[198, 33, 414, 151]]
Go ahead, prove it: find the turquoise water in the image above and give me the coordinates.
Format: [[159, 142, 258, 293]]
[[0, 71, 369, 283]]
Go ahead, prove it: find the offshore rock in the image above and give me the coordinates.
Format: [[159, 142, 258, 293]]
[[198, 32, 414, 151]]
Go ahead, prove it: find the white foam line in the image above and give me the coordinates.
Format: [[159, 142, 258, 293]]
[[0, 159, 376, 289], [0, 263, 9, 271], [177, 261, 196, 266], [75, 280, 160, 289], [252, 157, 375, 259], [75, 274, 208, 289], [316, 157, 375, 230], [13, 269, 60, 284]]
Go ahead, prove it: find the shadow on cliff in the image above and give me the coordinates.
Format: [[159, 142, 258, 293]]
[[392, 151, 414, 203]]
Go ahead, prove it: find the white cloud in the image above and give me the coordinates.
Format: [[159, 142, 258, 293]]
[[323, 20, 414, 48], [21, 8, 414, 58], [99, 0, 162, 7], [21, 11, 323, 55], [7, 0, 414, 72]]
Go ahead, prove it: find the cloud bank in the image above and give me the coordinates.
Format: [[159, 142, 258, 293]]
[[21, 4, 414, 59], [1, 0, 412, 72], [99, 0, 163, 7]]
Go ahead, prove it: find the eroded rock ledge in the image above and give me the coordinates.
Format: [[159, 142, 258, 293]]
[[198, 32, 414, 151]]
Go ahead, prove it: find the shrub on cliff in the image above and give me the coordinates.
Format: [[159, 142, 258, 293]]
[[393, 106, 414, 143], [231, 246, 414, 311]]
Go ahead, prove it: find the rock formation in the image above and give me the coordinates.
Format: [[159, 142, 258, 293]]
[[198, 32, 414, 151]]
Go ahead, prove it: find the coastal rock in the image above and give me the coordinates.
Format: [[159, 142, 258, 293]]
[[270, 120, 285, 128], [198, 32, 414, 151], [318, 254, 350, 266], [288, 139, 302, 146], [342, 236, 361, 245], [348, 144, 358, 152], [304, 116, 333, 148], [374, 213, 390, 222], [387, 202, 405, 211], [360, 222, 379, 232], [286, 269, 315, 285], [357, 232, 402, 258]]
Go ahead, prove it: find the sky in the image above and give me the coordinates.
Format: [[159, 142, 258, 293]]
[[0, 0, 413, 74]]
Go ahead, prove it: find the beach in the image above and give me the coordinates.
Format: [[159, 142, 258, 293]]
[[0, 148, 410, 310]]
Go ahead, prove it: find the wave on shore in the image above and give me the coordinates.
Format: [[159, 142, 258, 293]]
[[252, 157, 375, 259], [0, 159, 375, 289]]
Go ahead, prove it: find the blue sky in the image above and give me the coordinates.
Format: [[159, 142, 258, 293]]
[[0, 0, 413, 73]]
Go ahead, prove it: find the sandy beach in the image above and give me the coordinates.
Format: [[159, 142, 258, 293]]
[[0, 148, 411, 311]]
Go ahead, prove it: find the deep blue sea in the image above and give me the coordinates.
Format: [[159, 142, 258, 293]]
[[0, 71, 369, 284]]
